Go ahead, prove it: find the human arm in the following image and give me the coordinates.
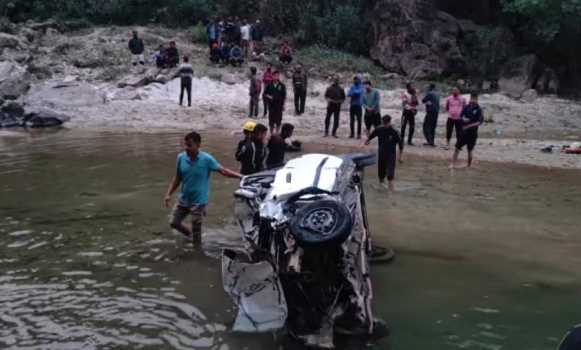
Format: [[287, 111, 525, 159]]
[[396, 132, 404, 162], [218, 166, 242, 179], [363, 129, 378, 146], [164, 174, 181, 208]]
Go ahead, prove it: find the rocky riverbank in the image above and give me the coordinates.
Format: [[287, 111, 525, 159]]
[[1, 24, 580, 169]]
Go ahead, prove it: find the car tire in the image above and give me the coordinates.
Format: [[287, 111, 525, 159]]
[[290, 200, 352, 246]]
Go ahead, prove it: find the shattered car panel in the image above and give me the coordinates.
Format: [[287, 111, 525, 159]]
[[222, 153, 377, 348]]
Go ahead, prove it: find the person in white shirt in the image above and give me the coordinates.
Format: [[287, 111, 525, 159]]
[[240, 19, 252, 58]]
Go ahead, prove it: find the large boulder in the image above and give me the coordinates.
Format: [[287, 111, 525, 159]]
[[535, 68, 560, 94], [24, 81, 106, 109], [0, 61, 31, 99], [369, 0, 464, 79], [0, 32, 20, 48], [498, 54, 540, 98]]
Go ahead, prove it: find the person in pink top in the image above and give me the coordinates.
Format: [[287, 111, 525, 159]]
[[262, 63, 274, 118], [445, 87, 467, 149]]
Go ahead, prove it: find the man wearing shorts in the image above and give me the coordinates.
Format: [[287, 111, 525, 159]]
[[451, 93, 484, 168], [164, 131, 241, 247]]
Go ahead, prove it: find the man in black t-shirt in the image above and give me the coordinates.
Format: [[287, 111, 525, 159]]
[[364, 115, 403, 191], [451, 92, 484, 169]]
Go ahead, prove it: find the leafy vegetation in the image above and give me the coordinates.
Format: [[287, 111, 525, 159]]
[[1, 0, 371, 55], [501, 0, 581, 88]]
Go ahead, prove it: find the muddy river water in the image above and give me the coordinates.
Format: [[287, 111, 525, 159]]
[[1, 129, 580, 350]]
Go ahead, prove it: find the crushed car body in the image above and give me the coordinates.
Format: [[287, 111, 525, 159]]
[[222, 153, 384, 348]]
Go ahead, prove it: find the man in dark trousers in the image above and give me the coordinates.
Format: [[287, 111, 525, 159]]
[[451, 92, 484, 169], [128, 30, 145, 66], [364, 115, 403, 191], [422, 83, 440, 146], [292, 64, 308, 115], [248, 66, 262, 118], [174, 56, 194, 107], [347, 75, 364, 139], [324, 76, 346, 138], [362, 80, 381, 137], [401, 82, 419, 146], [263, 71, 287, 133]]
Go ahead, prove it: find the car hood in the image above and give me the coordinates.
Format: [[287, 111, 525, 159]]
[[266, 154, 344, 200]]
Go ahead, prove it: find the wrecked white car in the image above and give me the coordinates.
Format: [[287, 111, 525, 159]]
[[222, 153, 387, 348]]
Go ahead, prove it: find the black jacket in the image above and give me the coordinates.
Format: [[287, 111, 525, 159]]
[[235, 139, 256, 175], [128, 37, 144, 55]]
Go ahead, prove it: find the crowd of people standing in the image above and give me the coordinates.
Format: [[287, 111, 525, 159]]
[[127, 27, 485, 237]]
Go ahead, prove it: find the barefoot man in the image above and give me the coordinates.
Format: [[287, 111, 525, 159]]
[[364, 115, 403, 191], [451, 92, 484, 168], [164, 131, 241, 247]]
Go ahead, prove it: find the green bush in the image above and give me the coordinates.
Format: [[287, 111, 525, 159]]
[[191, 22, 208, 44]]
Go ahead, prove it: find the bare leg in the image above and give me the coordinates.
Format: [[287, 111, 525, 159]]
[[388, 181, 395, 192], [450, 149, 460, 169]]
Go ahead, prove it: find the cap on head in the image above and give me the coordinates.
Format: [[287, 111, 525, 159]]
[[243, 121, 257, 132]]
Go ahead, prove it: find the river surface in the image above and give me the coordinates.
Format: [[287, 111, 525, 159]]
[[1, 129, 581, 350]]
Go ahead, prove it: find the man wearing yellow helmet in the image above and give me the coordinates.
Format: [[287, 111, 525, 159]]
[[235, 121, 257, 175]]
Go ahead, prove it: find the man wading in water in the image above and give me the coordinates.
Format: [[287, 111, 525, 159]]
[[364, 115, 403, 191], [164, 132, 241, 248]]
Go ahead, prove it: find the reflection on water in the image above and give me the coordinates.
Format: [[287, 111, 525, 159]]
[[1, 129, 581, 350]]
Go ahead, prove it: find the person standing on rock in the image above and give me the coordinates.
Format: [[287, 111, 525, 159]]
[[175, 56, 194, 107], [364, 115, 403, 191], [164, 131, 241, 248], [206, 18, 219, 50], [422, 83, 440, 147], [362, 80, 381, 137], [279, 41, 293, 65], [128, 30, 145, 66], [347, 75, 364, 139], [450, 92, 484, 169], [292, 64, 308, 115], [264, 71, 287, 133], [262, 63, 274, 118], [251, 20, 264, 54], [166, 41, 179, 68], [324, 76, 346, 138], [240, 19, 251, 58], [445, 87, 466, 150], [401, 82, 419, 147], [249, 66, 262, 118]]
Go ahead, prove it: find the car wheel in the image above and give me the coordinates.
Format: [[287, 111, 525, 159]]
[[290, 200, 352, 246]]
